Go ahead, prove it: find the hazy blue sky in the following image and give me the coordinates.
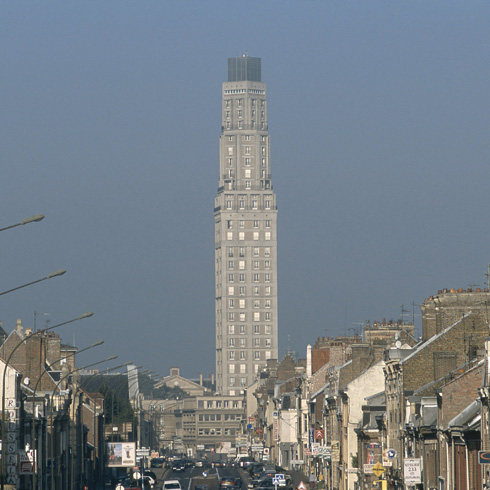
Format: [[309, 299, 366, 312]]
[[2, 1, 490, 379]]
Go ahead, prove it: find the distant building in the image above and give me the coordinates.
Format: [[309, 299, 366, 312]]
[[214, 55, 278, 395]]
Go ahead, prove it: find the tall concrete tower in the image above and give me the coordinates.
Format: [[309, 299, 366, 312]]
[[214, 56, 278, 395]]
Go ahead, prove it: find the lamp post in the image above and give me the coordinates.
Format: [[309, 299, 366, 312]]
[[0, 269, 66, 297], [31, 340, 104, 490], [0, 311, 93, 490], [0, 214, 45, 233], [48, 356, 117, 490]]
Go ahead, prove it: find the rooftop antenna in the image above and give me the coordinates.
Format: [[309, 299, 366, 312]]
[[485, 264, 490, 289], [400, 305, 410, 321], [33, 311, 51, 332], [287, 334, 291, 355]]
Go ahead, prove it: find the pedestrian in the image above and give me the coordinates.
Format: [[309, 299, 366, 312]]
[[309, 473, 316, 490]]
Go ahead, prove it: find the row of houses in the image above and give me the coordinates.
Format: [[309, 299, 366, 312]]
[[0, 319, 110, 490], [245, 288, 490, 490]]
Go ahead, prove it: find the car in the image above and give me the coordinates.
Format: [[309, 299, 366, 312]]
[[144, 470, 158, 484], [213, 460, 227, 468], [163, 480, 182, 490], [134, 476, 156, 489], [196, 459, 212, 469], [195, 486, 209, 490], [172, 460, 186, 472], [220, 477, 241, 489], [150, 458, 165, 468], [118, 478, 143, 490]]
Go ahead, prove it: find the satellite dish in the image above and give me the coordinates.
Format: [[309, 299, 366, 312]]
[[395, 341, 402, 349], [24, 377, 30, 386]]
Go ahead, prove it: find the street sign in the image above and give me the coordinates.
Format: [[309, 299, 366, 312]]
[[384, 449, 396, 459], [479, 451, 490, 464], [372, 462, 385, 478], [404, 458, 421, 484]]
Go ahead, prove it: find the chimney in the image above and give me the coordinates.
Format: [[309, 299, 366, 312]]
[[15, 319, 23, 335], [306, 344, 312, 378], [199, 373, 203, 386]]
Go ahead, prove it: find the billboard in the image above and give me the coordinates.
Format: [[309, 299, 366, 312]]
[[106, 442, 136, 467]]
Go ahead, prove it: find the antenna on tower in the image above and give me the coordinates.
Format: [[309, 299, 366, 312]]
[[287, 334, 291, 355], [485, 264, 490, 289]]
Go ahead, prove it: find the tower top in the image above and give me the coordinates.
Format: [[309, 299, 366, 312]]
[[227, 56, 261, 82]]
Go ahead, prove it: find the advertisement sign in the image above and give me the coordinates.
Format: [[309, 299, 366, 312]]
[[19, 450, 35, 474], [273, 411, 279, 441], [107, 442, 136, 467], [404, 458, 421, 484]]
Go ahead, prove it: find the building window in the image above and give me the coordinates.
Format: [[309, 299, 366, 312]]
[[245, 169, 251, 178], [240, 351, 246, 360], [265, 312, 271, 321], [264, 247, 270, 257], [240, 364, 246, 373], [229, 352, 235, 360], [238, 121, 243, 129], [265, 232, 271, 240], [239, 312, 245, 321], [228, 147, 233, 156], [228, 312, 234, 321], [228, 325, 235, 334], [245, 181, 251, 190], [245, 158, 251, 166], [239, 261, 245, 270], [265, 260, 270, 269], [239, 232, 245, 241], [254, 338, 260, 347], [265, 220, 271, 228], [245, 146, 251, 155], [265, 338, 272, 347], [253, 260, 259, 269], [265, 299, 271, 308], [265, 351, 272, 359], [239, 286, 245, 296], [253, 232, 259, 241], [228, 261, 234, 270], [254, 300, 260, 308], [254, 220, 259, 228], [254, 325, 260, 334], [265, 286, 271, 296], [253, 273, 259, 282], [254, 312, 260, 321], [228, 247, 234, 257], [239, 247, 245, 257], [245, 135, 251, 141], [239, 299, 245, 309], [239, 220, 245, 228], [239, 273, 245, 282], [240, 325, 246, 334], [226, 200, 232, 209], [254, 351, 260, 360], [228, 273, 234, 282], [254, 286, 260, 295], [230, 377, 235, 386], [228, 286, 234, 295], [252, 200, 258, 209], [265, 325, 272, 334], [240, 377, 247, 386], [265, 200, 271, 209], [265, 273, 270, 282], [239, 200, 245, 209], [239, 338, 246, 347], [229, 364, 235, 373], [253, 247, 259, 257], [229, 299, 234, 308]]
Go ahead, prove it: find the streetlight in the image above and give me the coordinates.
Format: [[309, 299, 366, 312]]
[[0, 214, 45, 233], [31, 340, 104, 490], [0, 269, 66, 297], [48, 356, 117, 490], [0, 311, 94, 489]]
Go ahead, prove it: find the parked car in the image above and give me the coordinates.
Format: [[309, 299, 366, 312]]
[[220, 477, 241, 489], [144, 470, 158, 484]]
